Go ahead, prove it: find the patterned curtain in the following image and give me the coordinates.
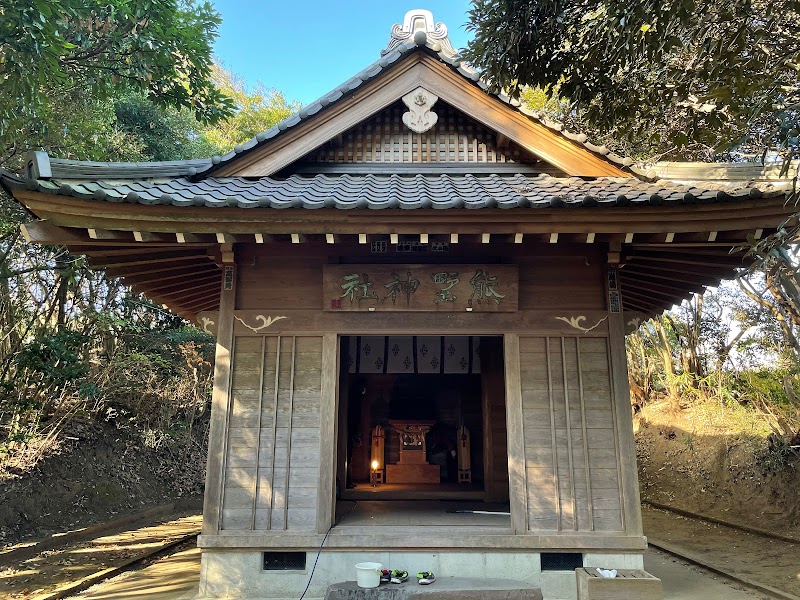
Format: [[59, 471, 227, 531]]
[[346, 336, 480, 374]]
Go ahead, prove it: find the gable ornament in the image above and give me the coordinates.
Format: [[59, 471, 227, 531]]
[[402, 87, 439, 133]]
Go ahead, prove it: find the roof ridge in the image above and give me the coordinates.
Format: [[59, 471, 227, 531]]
[[192, 12, 639, 179]]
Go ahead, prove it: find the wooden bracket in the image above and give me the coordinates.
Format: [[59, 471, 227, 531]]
[[608, 239, 622, 265], [220, 242, 235, 265]]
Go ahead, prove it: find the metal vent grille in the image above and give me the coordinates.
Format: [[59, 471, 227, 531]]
[[540, 552, 583, 571], [263, 552, 307, 571]]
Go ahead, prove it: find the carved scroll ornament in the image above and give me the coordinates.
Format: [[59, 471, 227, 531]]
[[401, 87, 439, 133], [234, 315, 287, 333], [555, 315, 608, 333]]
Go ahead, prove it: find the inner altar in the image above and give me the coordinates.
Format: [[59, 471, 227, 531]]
[[385, 420, 441, 484]]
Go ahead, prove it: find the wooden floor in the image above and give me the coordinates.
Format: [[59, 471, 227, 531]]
[[335, 500, 511, 527], [341, 482, 485, 501]]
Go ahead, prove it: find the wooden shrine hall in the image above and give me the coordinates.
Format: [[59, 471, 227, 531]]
[[1, 9, 794, 600]]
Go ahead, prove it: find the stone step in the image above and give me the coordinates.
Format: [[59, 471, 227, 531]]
[[325, 578, 543, 600]]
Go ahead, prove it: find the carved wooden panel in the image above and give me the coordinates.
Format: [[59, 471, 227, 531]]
[[323, 264, 519, 312]]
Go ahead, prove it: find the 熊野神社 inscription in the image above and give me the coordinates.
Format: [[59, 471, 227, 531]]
[[323, 264, 518, 312]]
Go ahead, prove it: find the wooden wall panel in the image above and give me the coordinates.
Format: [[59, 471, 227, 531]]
[[237, 258, 324, 311], [220, 335, 323, 532], [519, 335, 624, 533], [236, 253, 604, 312]]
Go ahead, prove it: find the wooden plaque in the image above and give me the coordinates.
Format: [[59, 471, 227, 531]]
[[323, 264, 518, 312]]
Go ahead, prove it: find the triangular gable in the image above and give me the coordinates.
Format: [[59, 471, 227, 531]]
[[288, 99, 563, 175], [200, 39, 632, 179]]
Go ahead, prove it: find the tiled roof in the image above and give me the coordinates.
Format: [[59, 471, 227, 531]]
[[4, 172, 786, 209], [194, 19, 636, 178]]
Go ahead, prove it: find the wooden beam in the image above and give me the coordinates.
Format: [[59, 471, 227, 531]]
[[631, 247, 747, 258], [104, 259, 216, 279], [619, 274, 705, 296], [132, 273, 220, 295], [180, 297, 220, 313], [87, 228, 133, 241], [503, 334, 528, 534], [92, 253, 211, 270], [620, 282, 687, 303], [117, 265, 219, 286], [622, 297, 662, 314], [623, 287, 682, 308], [621, 261, 736, 280], [145, 284, 220, 304], [620, 266, 711, 287], [202, 258, 236, 535], [72, 247, 198, 258], [625, 254, 745, 270], [317, 334, 339, 533]]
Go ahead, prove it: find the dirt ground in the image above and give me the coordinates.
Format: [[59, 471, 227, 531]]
[[0, 419, 207, 546], [0, 512, 201, 599], [643, 505, 800, 598], [635, 398, 800, 537]]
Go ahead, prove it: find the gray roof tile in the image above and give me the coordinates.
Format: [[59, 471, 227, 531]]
[[1, 171, 787, 210]]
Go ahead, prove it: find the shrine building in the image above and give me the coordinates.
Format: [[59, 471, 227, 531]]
[[1, 10, 794, 600]]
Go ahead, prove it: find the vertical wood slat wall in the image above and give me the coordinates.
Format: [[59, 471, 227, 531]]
[[306, 101, 540, 165], [519, 336, 624, 532], [220, 335, 323, 531]]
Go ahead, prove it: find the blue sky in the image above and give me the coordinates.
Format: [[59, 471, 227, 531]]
[[211, 1, 474, 105]]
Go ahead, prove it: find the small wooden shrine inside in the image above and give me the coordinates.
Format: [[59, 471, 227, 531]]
[[1, 10, 793, 600]]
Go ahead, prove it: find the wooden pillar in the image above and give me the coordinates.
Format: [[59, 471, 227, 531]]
[[503, 333, 529, 534], [606, 245, 644, 535], [317, 333, 339, 533], [202, 245, 237, 535]]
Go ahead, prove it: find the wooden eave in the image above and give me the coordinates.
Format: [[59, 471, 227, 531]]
[[15, 189, 792, 236], [18, 184, 792, 319], [210, 53, 630, 179]]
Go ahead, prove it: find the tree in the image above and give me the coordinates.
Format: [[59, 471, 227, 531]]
[[203, 65, 301, 152], [114, 93, 220, 161], [0, 0, 234, 162], [464, 0, 800, 161]]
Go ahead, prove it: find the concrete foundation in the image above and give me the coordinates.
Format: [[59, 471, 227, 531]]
[[324, 578, 543, 599], [196, 550, 644, 600]]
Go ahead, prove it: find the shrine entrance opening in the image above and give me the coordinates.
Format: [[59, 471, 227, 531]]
[[335, 335, 510, 526]]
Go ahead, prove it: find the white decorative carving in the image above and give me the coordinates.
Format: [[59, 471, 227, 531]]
[[555, 315, 608, 333], [383, 9, 457, 57], [234, 314, 287, 333], [402, 87, 439, 133], [200, 316, 215, 334]]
